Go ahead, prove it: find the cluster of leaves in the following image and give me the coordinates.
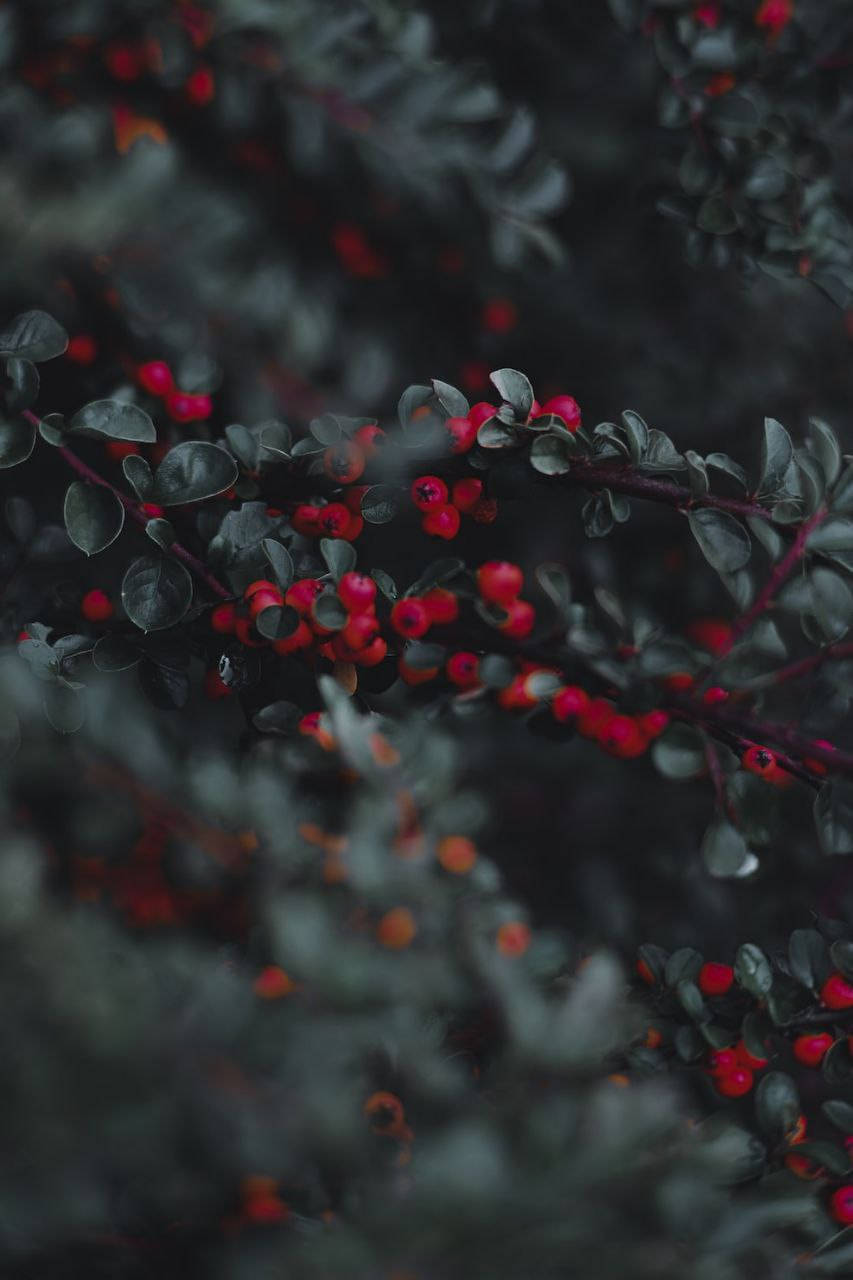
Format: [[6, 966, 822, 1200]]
[[609, 0, 853, 305]]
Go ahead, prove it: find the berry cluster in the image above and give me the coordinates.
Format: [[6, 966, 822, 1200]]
[[137, 360, 212, 424]]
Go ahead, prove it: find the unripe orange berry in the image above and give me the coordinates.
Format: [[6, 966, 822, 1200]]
[[437, 835, 477, 874], [496, 921, 531, 956], [377, 907, 416, 949]]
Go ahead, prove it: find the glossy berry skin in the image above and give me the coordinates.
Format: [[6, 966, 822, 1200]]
[[499, 599, 535, 639], [249, 589, 283, 618], [272, 621, 313, 655], [81, 589, 114, 622], [291, 505, 322, 536], [638, 709, 669, 738], [338, 572, 376, 613], [452, 477, 483, 512], [541, 395, 582, 432], [698, 962, 734, 997], [244, 579, 278, 598], [356, 637, 388, 667], [735, 1041, 768, 1070], [323, 441, 365, 484], [742, 744, 777, 778], [552, 686, 590, 723], [137, 361, 174, 396], [317, 503, 351, 538], [390, 599, 431, 639], [353, 423, 385, 455], [446, 652, 480, 689], [422, 587, 459, 624], [66, 334, 98, 365], [444, 416, 478, 454], [821, 972, 853, 1010], [341, 613, 380, 651], [496, 675, 539, 710], [829, 1186, 853, 1227], [715, 1067, 753, 1098], [210, 603, 237, 634], [709, 1049, 738, 1075], [477, 561, 523, 606], [422, 504, 461, 540], [468, 402, 497, 431], [285, 579, 324, 614], [166, 392, 198, 423], [411, 475, 448, 512], [793, 1033, 835, 1068]]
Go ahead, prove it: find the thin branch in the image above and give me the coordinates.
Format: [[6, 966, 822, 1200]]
[[726, 506, 827, 647], [560, 459, 777, 522], [769, 640, 853, 687]]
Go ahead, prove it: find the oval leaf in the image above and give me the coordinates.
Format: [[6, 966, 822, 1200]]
[[122, 555, 193, 632], [152, 441, 237, 506], [688, 508, 751, 574], [63, 481, 124, 556], [0, 416, 36, 469], [0, 310, 68, 361], [69, 400, 156, 443]]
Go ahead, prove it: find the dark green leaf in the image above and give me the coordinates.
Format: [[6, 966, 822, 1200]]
[[830, 940, 853, 982], [42, 685, 85, 734], [432, 380, 469, 418], [688, 508, 751, 573], [5, 496, 34, 543], [735, 943, 773, 997], [361, 484, 400, 524], [312, 593, 347, 630], [701, 819, 755, 878], [255, 604, 300, 641], [152, 441, 237, 506], [808, 518, 853, 555], [320, 539, 356, 581], [478, 418, 519, 449], [535, 563, 572, 618], [755, 1071, 800, 1142], [809, 567, 853, 641], [479, 654, 515, 689], [63, 481, 124, 556], [489, 368, 534, 418], [121, 555, 193, 632], [0, 416, 36, 468], [403, 641, 446, 671], [252, 701, 302, 735], [823, 1100, 853, 1133], [642, 429, 685, 472], [0, 310, 67, 361], [759, 418, 794, 498], [4, 358, 39, 412], [808, 418, 842, 489], [262, 538, 294, 591], [788, 929, 830, 993], [652, 724, 706, 779], [92, 634, 140, 672], [122, 454, 153, 501], [706, 452, 748, 489], [665, 947, 703, 987], [69, 399, 156, 442], [697, 195, 737, 235], [530, 434, 572, 475], [138, 660, 189, 710], [145, 518, 175, 550]]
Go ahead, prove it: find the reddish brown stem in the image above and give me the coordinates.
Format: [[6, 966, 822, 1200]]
[[562, 460, 776, 522], [726, 506, 827, 647], [769, 641, 853, 687], [679, 698, 852, 777], [24, 412, 231, 600]]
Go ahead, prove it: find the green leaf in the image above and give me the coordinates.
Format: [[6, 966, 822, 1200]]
[[688, 509, 751, 574], [371, 568, 397, 601], [69, 400, 156, 443], [92, 635, 140, 672], [665, 947, 703, 987], [706, 452, 748, 489], [252, 701, 302, 735], [808, 418, 842, 489], [403, 641, 446, 671], [309, 414, 341, 446], [398, 384, 433, 430], [619, 410, 648, 464], [152, 441, 237, 506], [823, 1039, 853, 1086], [312, 593, 347, 630], [42, 685, 85, 734], [225, 423, 259, 470], [5, 496, 34, 543], [735, 943, 773, 997], [809, 567, 853, 641], [823, 1100, 853, 1133], [0, 416, 36, 468], [121, 556, 193, 632], [684, 450, 709, 497], [808, 518, 853, 555], [759, 418, 794, 498], [0, 310, 67, 361], [262, 539, 294, 591], [489, 368, 534, 418], [652, 725, 706, 779], [755, 1071, 800, 1143], [432, 380, 469, 418], [707, 92, 762, 138], [4, 358, 39, 412], [642, 429, 685, 472], [320, 538, 356, 581], [478, 419, 519, 449], [794, 1140, 851, 1178], [145, 518, 175, 550], [37, 414, 65, 446], [697, 195, 737, 235], [361, 484, 400, 524], [255, 604, 300, 641], [788, 929, 830, 993], [701, 819, 756, 878], [677, 978, 707, 1022], [122, 454, 153, 501], [479, 654, 515, 689], [535, 563, 572, 618], [530, 434, 572, 475], [830, 940, 853, 982], [63, 481, 124, 556], [832, 462, 853, 514]]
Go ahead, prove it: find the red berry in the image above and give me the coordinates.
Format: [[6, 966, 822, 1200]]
[[323, 441, 365, 485], [451, 477, 483, 512], [694, 2, 720, 28], [742, 744, 777, 778], [597, 714, 646, 758], [446, 651, 480, 689], [141, 503, 165, 519], [577, 697, 615, 738], [715, 1067, 753, 1098], [317, 503, 351, 538], [662, 672, 695, 693], [203, 668, 231, 699], [702, 686, 730, 706], [272, 621, 313, 655], [422, 504, 461, 540], [66, 334, 98, 365], [496, 674, 538, 710], [481, 298, 517, 334], [106, 441, 140, 461], [471, 497, 499, 524], [755, 0, 793, 35], [165, 392, 197, 423], [234, 618, 265, 648], [552, 686, 590, 723], [709, 1049, 738, 1075], [353, 423, 385, 455], [341, 512, 364, 541], [391, 599, 430, 639], [341, 612, 380, 651], [636, 957, 656, 986], [244, 579, 278, 599], [137, 361, 174, 396], [356, 637, 388, 667], [637, 709, 669, 738], [477, 561, 523, 606], [468, 402, 497, 431], [821, 972, 853, 1010], [698, 962, 734, 997], [736, 1040, 769, 1070], [210, 603, 237, 634], [105, 44, 143, 81], [249, 589, 284, 618], [399, 658, 438, 686], [291, 505, 322, 536], [422, 587, 459, 624], [411, 475, 448, 512], [444, 417, 478, 455], [285, 579, 324, 614], [338, 572, 377, 613], [541, 395, 582, 432], [498, 599, 535, 638], [793, 1033, 835, 1068], [687, 618, 732, 657], [186, 65, 215, 105], [187, 393, 212, 421], [829, 1186, 853, 1227], [81, 589, 113, 622], [343, 485, 368, 514]]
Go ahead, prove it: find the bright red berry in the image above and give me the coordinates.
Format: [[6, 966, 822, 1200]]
[[444, 417, 478, 454], [210, 603, 237, 634], [317, 503, 351, 538], [285, 579, 324, 614], [137, 361, 174, 396], [81, 589, 113, 622], [477, 561, 523, 606], [829, 1186, 853, 1227], [755, 0, 793, 35], [577, 697, 616, 738], [356, 637, 388, 667], [636, 957, 656, 986], [468, 402, 497, 431], [338, 572, 377, 613], [552, 686, 590, 723], [390, 599, 431, 639], [323, 441, 365, 485], [186, 65, 215, 105], [341, 612, 380, 651], [165, 392, 197, 423], [422, 586, 459, 624], [698, 962, 734, 997], [244, 579, 278, 599], [249, 589, 284, 618], [702, 686, 730, 706], [481, 298, 517, 334], [451, 477, 483, 512], [422, 504, 461, 540], [66, 334, 98, 365], [715, 1067, 753, 1098], [821, 972, 853, 1010], [793, 1033, 834, 1068], [411, 475, 448, 512], [638, 709, 669, 738], [446, 652, 480, 689], [291, 505, 322, 536], [597, 715, 646, 758], [498, 599, 535, 638], [709, 1049, 739, 1075], [541, 395, 582, 432], [734, 1040, 768, 1070], [742, 744, 777, 778], [141, 502, 165, 518], [353, 423, 385, 455]]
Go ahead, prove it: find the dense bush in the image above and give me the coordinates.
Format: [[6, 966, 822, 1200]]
[[2, 1, 853, 1277]]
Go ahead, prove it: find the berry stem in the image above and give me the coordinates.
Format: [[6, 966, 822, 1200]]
[[680, 697, 853, 778], [726, 506, 827, 648], [23, 412, 231, 600], [561, 460, 777, 521], [769, 640, 853, 687]]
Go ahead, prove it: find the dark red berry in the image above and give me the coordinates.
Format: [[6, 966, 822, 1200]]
[[698, 962, 734, 997], [477, 561, 523, 606], [541, 395, 581, 431], [390, 599, 430, 639], [422, 504, 461, 539], [411, 475, 448, 512]]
